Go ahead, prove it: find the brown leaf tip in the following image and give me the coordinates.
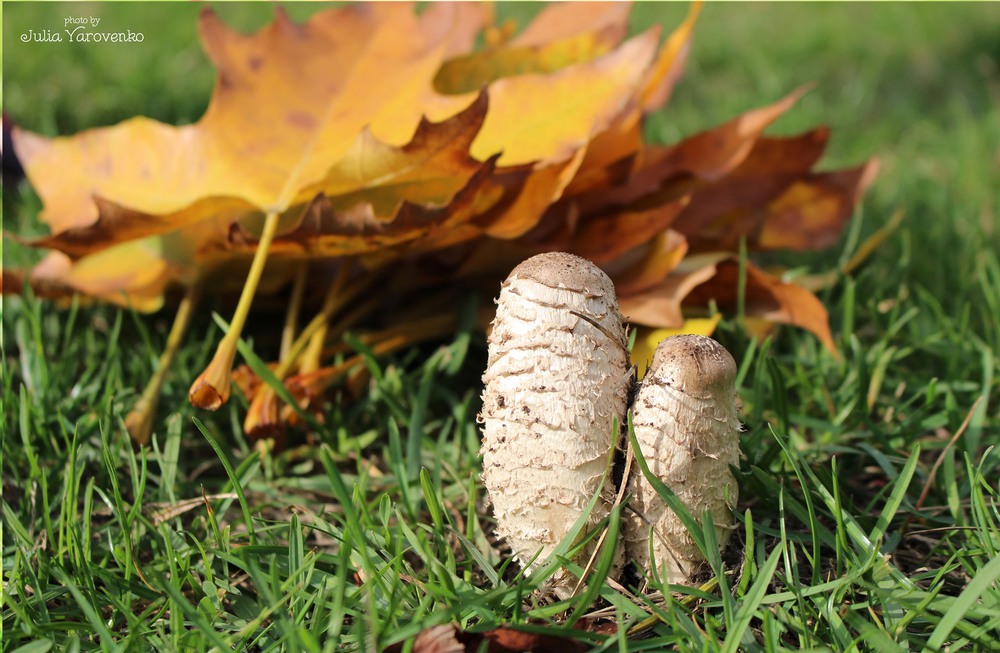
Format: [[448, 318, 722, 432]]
[[0, 268, 24, 294], [507, 251, 616, 299], [189, 378, 227, 411], [648, 334, 737, 396]]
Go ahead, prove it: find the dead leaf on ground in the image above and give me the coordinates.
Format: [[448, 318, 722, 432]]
[[5, 1, 878, 440], [385, 624, 590, 653]]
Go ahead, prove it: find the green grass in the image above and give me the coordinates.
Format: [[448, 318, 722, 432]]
[[3, 2, 1000, 651]]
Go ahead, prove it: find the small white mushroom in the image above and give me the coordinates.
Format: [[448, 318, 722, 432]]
[[625, 335, 741, 584], [480, 252, 630, 598]]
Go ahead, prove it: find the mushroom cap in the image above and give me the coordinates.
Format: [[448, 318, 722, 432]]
[[507, 251, 618, 299], [647, 334, 737, 398]]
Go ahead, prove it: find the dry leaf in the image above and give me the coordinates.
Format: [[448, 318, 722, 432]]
[[411, 625, 465, 653], [630, 314, 723, 378], [4, 2, 877, 438], [434, 2, 630, 94], [469, 29, 659, 166], [384, 624, 589, 653], [683, 258, 837, 351], [16, 5, 480, 234]]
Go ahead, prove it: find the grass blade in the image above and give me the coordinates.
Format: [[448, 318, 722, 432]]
[[192, 417, 258, 545], [927, 554, 1000, 650], [721, 542, 783, 653]]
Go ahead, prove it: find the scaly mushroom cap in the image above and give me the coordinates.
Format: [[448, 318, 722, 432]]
[[507, 251, 623, 305], [647, 334, 738, 398]]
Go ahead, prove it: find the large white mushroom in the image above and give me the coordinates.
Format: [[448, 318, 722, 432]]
[[479, 252, 630, 598]]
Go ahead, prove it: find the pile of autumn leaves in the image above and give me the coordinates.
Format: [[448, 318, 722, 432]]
[[5, 2, 875, 444]]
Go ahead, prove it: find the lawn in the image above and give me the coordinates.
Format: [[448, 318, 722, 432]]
[[3, 2, 999, 651]]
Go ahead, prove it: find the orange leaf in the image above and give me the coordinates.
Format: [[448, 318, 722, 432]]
[[571, 200, 688, 264], [480, 149, 587, 239], [645, 85, 812, 183], [511, 2, 630, 48], [757, 159, 880, 250], [563, 117, 644, 197], [568, 87, 812, 220], [674, 134, 877, 253], [299, 92, 490, 219], [27, 195, 257, 261], [470, 29, 659, 165], [683, 258, 837, 351], [14, 3, 480, 239], [639, 1, 702, 110], [434, 2, 629, 95], [232, 155, 500, 260], [611, 228, 690, 295], [31, 91, 492, 261], [618, 254, 721, 327], [619, 254, 835, 350], [23, 244, 174, 312], [564, 3, 699, 197]]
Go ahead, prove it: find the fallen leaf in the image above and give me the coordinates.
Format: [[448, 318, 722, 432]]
[[16, 5, 475, 234], [562, 117, 644, 197], [484, 628, 588, 653], [642, 84, 813, 181], [510, 2, 631, 49], [683, 258, 837, 351], [22, 244, 174, 312], [479, 150, 587, 239], [570, 201, 688, 264], [469, 29, 659, 165], [631, 314, 723, 377], [609, 228, 691, 295], [669, 133, 877, 254], [563, 2, 700, 196], [618, 250, 837, 352], [5, 2, 877, 435], [618, 254, 723, 328], [27, 89, 493, 260], [756, 160, 880, 251], [639, 1, 702, 111], [573, 86, 812, 218], [412, 625, 466, 653], [299, 92, 489, 219], [385, 624, 590, 653], [434, 2, 630, 95]]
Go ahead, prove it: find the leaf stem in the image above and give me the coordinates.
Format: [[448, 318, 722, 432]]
[[189, 211, 281, 409], [244, 295, 380, 437], [285, 311, 471, 401], [126, 284, 200, 445], [226, 211, 283, 350], [280, 264, 309, 360], [297, 266, 348, 375], [282, 269, 377, 376]]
